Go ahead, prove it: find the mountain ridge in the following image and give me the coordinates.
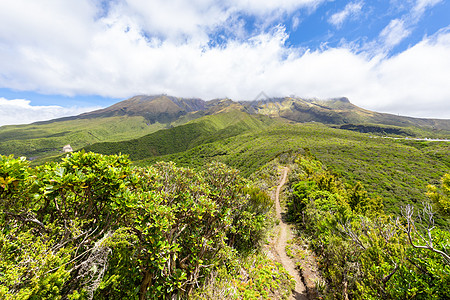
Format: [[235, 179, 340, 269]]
[[1, 94, 449, 163], [29, 94, 450, 131]]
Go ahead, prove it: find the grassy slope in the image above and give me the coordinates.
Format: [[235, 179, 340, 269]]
[[136, 122, 449, 226], [83, 110, 277, 160], [0, 115, 191, 161]]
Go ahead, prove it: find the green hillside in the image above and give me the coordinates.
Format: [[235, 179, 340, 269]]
[[135, 121, 449, 226], [0, 116, 167, 160], [1, 94, 449, 163], [84, 110, 277, 160], [1, 94, 448, 223], [0, 95, 220, 161]]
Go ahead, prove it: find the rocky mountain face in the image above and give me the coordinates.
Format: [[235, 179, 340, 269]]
[[239, 97, 450, 130], [80, 95, 449, 130]]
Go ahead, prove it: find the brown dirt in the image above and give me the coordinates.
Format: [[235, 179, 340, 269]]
[[271, 167, 308, 300]]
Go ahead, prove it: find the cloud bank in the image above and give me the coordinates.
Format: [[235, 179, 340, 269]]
[[0, 98, 100, 126], [0, 0, 449, 120]]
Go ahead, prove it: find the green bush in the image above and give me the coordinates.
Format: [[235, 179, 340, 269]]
[[0, 152, 273, 299], [286, 155, 450, 299]]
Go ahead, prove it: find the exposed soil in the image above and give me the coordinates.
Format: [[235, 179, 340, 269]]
[[271, 167, 308, 300], [267, 167, 323, 300]]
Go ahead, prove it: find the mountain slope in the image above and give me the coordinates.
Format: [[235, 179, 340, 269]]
[[36, 94, 450, 132], [0, 95, 224, 160], [136, 121, 449, 227], [77, 94, 206, 123], [242, 97, 450, 131], [0, 116, 167, 160], [83, 110, 277, 160], [1, 94, 449, 162]]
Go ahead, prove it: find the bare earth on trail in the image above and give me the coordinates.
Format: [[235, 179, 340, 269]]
[[271, 167, 308, 300]]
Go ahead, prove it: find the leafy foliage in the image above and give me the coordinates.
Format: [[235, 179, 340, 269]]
[[286, 155, 450, 299], [190, 253, 294, 300], [427, 173, 450, 215], [0, 152, 273, 299]]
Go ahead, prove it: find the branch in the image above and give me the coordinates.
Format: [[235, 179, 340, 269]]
[[401, 204, 450, 264], [382, 263, 398, 285], [4, 211, 49, 233], [338, 220, 366, 250]]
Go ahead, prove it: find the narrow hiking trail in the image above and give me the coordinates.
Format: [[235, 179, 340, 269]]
[[273, 167, 308, 300]]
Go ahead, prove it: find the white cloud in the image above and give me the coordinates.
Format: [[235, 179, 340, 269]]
[[379, 19, 411, 49], [377, 0, 443, 51], [413, 0, 443, 16], [229, 0, 326, 15], [106, 0, 326, 43], [365, 28, 450, 118], [292, 15, 301, 30], [328, 1, 363, 28], [0, 98, 101, 126], [116, 0, 227, 44], [0, 0, 449, 122]]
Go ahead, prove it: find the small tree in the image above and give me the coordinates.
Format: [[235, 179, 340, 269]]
[[426, 173, 450, 215]]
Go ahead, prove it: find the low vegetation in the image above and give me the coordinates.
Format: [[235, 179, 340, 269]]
[[0, 152, 282, 299], [285, 154, 450, 299], [135, 121, 449, 227], [0, 116, 167, 161], [1, 96, 449, 299], [84, 111, 275, 161]]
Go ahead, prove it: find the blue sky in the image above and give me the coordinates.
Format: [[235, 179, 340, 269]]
[[1, 0, 449, 125]]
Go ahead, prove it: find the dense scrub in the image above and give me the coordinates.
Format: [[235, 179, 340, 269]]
[[190, 253, 294, 300], [286, 155, 450, 299], [137, 123, 449, 226], [0, 152, 279, 299]]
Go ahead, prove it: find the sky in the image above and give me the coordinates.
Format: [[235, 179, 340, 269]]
[[0, 0, 449, 126]]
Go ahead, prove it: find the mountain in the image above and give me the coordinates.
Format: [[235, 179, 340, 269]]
[[0, 93, 448, 224], [241, 97, 450, 131], [1, 94, 449, 163], [77, 95, 206, 123], [32, 94, 450, 131], [0, 95, 225, 161]]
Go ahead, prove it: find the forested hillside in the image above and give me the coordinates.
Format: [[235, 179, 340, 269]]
[[84, 111, 276, 160]]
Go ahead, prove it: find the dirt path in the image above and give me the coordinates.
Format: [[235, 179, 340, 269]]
[[273, 167, 308, 300]]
